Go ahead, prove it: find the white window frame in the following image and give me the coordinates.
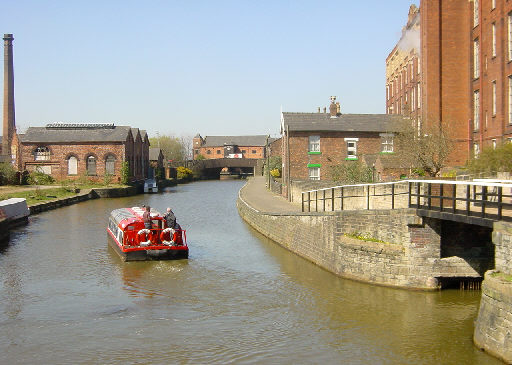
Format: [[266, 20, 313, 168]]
[[474, 142, 480, 157], [492, 23, 497, 57], [509, 13, 512, 61], [474, 90, 480, 130], [492, 139, 497, 149], [380, 133, 394, 153], [492, 80, 497, 116], [308, 167, 320, 180], [417, 83, 421, 109], [509, 75, 512, 124], [474, 38, 480, 78], [474, 0, 479, 27], [34, 146, 50, 161], [344, 138, 358, 159], [67, 156, 78, 175], [308, 135, 320, 152]]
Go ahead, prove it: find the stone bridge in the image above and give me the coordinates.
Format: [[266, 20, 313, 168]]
[[189, 158, 264, 179]]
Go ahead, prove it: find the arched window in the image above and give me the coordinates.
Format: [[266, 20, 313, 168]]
[[67, 156, 78, 175], [34, 146, 50, 161], [105, 155, 115, 175], [86, 156, 96, 175]]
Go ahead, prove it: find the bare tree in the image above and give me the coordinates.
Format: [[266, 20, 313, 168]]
[[393, 118, 453, 177]]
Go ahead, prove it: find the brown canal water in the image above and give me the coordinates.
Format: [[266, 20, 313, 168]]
[[0, 180, 502, 364]]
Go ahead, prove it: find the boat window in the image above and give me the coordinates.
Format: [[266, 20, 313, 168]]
[[117, 229, 123, 244]]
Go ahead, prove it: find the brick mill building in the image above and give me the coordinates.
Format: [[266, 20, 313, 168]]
[[387, 1, 512, 166], [280, 98, 401, 190], [18, 123, 150, 181], [193, 134, 269, 160]]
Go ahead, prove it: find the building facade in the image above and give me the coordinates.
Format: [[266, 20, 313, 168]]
[[281, 98, 401, 193], [192, 134, 269, 160], [18, 123, 150, 181], [388, 1, 512, 166]]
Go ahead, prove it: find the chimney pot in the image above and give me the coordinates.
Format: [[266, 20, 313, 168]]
[[323, 107, 326, 113]]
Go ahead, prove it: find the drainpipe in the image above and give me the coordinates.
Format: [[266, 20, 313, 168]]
[[286, 124, 290, 201]]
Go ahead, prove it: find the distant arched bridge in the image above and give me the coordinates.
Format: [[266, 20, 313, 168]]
[[189, 158, 265, 179]]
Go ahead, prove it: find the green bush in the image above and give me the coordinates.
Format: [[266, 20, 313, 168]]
[[195, 154, 206, 160], [120, 161, 130, 184], [329, 160, 374, 184], [27, 170, 54, 185], [0, 162, 18, 185], [467, 142, 512, 173]]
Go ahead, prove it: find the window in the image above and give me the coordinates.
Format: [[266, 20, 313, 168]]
[[492, 139, 497, 149], [417, 83, 421, 109], [105, 155, 115, 175], [35, 165, 51, 174], [474, 0, 479, 27], [67, 156, 77, 175], [381, 134, 394, 153], [308, 167, 320, 180], [345, 138, 358, 159], [474, 39, 480, 78], [206, 150, 211, 154], [34, 146, 50, 161], [509, 13, 512, 61], [474, 142, 480, 157], [474, 90, 480, 130], [252, 150, 256, 154], [492, 23, 496, 57], [217, 149, 221, 154], [86, 155, 97, 175], [308, 135, 320, 152], [411, 87, 416, 111], [509, 76, 512, 124], [492, 81, 497, 116], [241, 149, 246, 153]]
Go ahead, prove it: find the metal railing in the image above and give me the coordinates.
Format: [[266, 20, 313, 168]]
[[301, 180, 512, 222]]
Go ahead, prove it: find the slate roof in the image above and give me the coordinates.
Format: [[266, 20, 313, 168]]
[[281, 113, 402, 133], [149, 148, 163, 161], [202, 135, 269, 147], [20, 124, 133, 143]]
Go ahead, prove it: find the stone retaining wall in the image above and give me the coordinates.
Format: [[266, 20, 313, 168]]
[[474, 221, 512, 364], [237, 184, 481, 289], [474, 271, 512, 364]]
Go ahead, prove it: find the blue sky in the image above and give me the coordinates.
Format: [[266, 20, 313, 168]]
[[1, 0, 417, 138]]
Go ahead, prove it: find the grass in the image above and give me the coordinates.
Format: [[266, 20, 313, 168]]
[[344, 232, 392, 244], [0, 187, 79, 206], [490, 272, 512, 283]]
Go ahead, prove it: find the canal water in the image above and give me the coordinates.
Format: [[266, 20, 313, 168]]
[[0, 180, 502, 364]]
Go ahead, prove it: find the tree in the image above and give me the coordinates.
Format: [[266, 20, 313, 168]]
[[393, 118, 453, 177], [149, 134, 191, 163]]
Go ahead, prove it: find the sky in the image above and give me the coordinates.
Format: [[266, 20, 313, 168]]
[[0, 0, 418, 139]]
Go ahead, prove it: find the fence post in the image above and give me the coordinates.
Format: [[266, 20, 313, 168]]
[[427, 183, 432, 210], [323, 189, 326, 212], [408, 182, 412, 207], [341, 187, 344, 211], [452, 183, 457, 214], [498, 186, 503, 220], [481, 186, 487, 218], [391, 183, 395, 209], [367, 185, 370, 210], [416, 182, 420, 207], [302, 192, 304, 212], [308, 191, 311, 212], [315, 191, 318, 212], [439, 184, 444, 211], [331, 188, 335, 211], [466, 184, 470, 216]]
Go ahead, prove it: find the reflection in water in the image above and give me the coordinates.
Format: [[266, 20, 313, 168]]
[[0, 180, 501, 364]]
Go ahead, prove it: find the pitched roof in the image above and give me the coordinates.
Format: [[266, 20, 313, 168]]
[[149, 148, 163, 160], [281, 112, 401, 133], [202, 135, 269, 147], [20, 124, 133, 143]]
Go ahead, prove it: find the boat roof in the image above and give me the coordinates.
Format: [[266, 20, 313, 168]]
[[110, 207, 163, 227]]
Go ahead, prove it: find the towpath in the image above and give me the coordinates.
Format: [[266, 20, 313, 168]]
[[239, 176, 301, 213]]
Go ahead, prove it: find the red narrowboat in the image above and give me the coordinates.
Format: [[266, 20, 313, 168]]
[[107, 207, 188, 261]]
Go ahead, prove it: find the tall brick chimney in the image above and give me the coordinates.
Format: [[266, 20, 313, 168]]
[[2, 34, 15, 159]]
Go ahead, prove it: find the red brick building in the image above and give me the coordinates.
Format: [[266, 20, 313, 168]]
[[193, 134, 269, 160], [18, 123, 150, 181], [281, 98, 401, 191], [388, 1, 512, 167]]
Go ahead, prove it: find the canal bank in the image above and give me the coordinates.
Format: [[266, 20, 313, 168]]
[[238, 176, 512, 363]]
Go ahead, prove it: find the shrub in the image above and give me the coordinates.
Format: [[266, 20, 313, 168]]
[[27, 170, 54, 185], [0, 162, 18, 185], [195, 154, 206, 160], [103, 173, 113, 186], [467, 142, 512, 173], [329, 160, 373, 184], [177, 166, 193, 180], [120, 161, 130, 184], [270, 168, 281, 178]]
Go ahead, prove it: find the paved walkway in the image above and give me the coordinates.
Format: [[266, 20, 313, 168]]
[[239, 176, 302, 213]]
